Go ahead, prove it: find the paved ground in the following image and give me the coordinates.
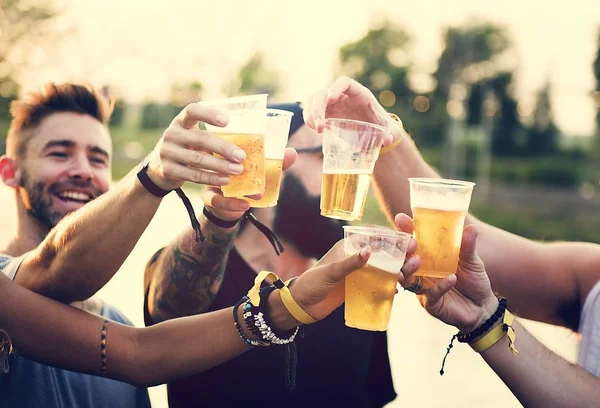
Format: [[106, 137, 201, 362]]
[[0, 184, 581, 407]]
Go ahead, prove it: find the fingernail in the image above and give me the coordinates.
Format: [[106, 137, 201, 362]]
[[238, 201, 250, 211], [218, 176, 230, 185], [216, 113, 228, 126], [360, 246, 371, 258], [233, 148, 246, 162], [228, 163, 244, 174]]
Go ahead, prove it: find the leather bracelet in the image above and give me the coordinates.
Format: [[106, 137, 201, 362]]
[[137, 159, 205, 242], [202, 206, 243, 229], [137, 161, 171, 197]]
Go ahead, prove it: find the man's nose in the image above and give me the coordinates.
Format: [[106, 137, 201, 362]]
[[67, 154, 94, 181]]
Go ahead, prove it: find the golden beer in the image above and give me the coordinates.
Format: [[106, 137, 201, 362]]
[[345, 262, 399, 331], [320, 171, 372, 221], [245, 159, 283, 207], [217, 133, 265, 198], [413, 207, 467, 278]]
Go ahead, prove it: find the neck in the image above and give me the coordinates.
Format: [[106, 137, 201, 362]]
[[3, 193, 50, 257], [235, 208, 314, 281]]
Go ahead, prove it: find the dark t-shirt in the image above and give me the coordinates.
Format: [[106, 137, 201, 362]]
[[145, 249, 396, 407]]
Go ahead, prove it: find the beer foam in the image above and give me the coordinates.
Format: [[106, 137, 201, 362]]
[[323, 168, 372, 175], [410, 197, 469, 212], [345, 249, 405, 273]]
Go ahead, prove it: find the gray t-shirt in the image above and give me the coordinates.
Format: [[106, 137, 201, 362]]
[[578, 280, 600, 377], [0, 254, 151, 408]]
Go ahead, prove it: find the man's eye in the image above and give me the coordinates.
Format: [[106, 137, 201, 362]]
[[48, 152, 67, 158], [91, 158, 106, 164]]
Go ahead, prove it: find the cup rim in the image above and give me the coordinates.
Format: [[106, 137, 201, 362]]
[[408, 177, 476, 188], [267, 108, 294, 117], [198, 94, 268, 107], [325, 118, 387, 133], [343, 225, 412, 239]]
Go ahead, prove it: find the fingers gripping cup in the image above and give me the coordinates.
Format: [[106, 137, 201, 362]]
[[245, 109, 294, 208], [409, 178, 475, 279], [202, 94, 268, 197], [321, 119, 387, 221], [343, 226, 412, 331]]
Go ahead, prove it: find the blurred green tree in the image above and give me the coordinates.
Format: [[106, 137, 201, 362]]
[[434, 23, 523, 155], [0, 0, 58, 153], [593, 28, 600, 156], [224, 52, 280, 97], [526, 81, 559, 154]]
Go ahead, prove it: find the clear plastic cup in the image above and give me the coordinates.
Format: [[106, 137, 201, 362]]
[[343, 225, 412, 331], [320, 119, 387, 221], [201, 94, 268, 197], [245, 109, 294, 207], [409, 178, 475, 278]]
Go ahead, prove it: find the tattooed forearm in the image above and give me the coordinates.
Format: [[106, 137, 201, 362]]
[[148, 215, 238, 322]]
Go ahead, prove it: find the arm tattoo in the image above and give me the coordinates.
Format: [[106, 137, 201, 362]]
[[149, 216, 238, 322]]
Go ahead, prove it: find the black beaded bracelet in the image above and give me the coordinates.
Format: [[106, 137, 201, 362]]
[[440, 297, 507, 376], [457, 297, 507, 343], [233, 298, 270, 347]]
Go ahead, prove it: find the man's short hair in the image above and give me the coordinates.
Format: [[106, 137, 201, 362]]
[[6, 83, 113, 158]]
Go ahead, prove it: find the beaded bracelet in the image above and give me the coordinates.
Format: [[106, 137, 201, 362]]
[[233, 298, 271, 347], [440, 297, 508, 375], [243, 286, 299, 345], [457, 297, 507, 344]]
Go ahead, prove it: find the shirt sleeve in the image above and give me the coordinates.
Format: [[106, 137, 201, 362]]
[[0, 253, 29, 281]]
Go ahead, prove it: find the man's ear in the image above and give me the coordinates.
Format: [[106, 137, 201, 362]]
[[0, 155, 21, 188]]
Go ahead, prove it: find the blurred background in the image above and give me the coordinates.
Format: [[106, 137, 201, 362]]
[[1, 0, 599, 406]]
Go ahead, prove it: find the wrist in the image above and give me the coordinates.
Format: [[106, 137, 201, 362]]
[[459, 294, 499, 334], [202, 207, 244, 227], [266, 289, 300, 332], [144, 156, 181, 191]]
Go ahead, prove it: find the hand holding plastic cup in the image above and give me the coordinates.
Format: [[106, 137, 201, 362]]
[[201, 94, 268, 197], [245, 109, 294, 207], [409, 178, 475, 279], [343, 225, 412, 331]]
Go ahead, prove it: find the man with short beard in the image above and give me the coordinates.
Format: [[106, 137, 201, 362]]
[[144, 103, 398, 407], [0, 82, 257, 407]]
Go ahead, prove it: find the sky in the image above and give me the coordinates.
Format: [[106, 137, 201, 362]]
[[15, 0, 600, 136]]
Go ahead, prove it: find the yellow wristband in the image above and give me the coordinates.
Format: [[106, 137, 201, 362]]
[[379, 113, 403, 155], [470, 310, 518, 355], [247, 272, 316, 325], [280, 283, 316, 325]]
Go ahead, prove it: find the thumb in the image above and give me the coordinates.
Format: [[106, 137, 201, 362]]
[[424, 274, 457, 310], [394, 213, 414, 234], [327, 246, 371, 282], [458, 224, 485, 272]]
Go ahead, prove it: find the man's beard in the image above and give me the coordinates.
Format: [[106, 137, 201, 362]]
[[18, 170, 100, 230], [272, 172, 347, 259]]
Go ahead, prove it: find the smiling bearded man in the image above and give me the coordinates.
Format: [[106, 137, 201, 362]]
[[0, 83, 151, 408]]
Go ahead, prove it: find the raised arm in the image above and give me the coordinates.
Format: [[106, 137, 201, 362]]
[[304, 76, 600, 329], [146, 148, 298, 323], [14, 103, 246, 304], [1, 239, 369, 386], [398, 220, 600, 407]]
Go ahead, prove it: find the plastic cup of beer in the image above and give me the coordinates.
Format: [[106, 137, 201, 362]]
[[201, 94, 267, 197], [343, 225, 412, 331], [409, 178, 475, 279], [245, 109, 294, 208], [321, 119, 387, 221]]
